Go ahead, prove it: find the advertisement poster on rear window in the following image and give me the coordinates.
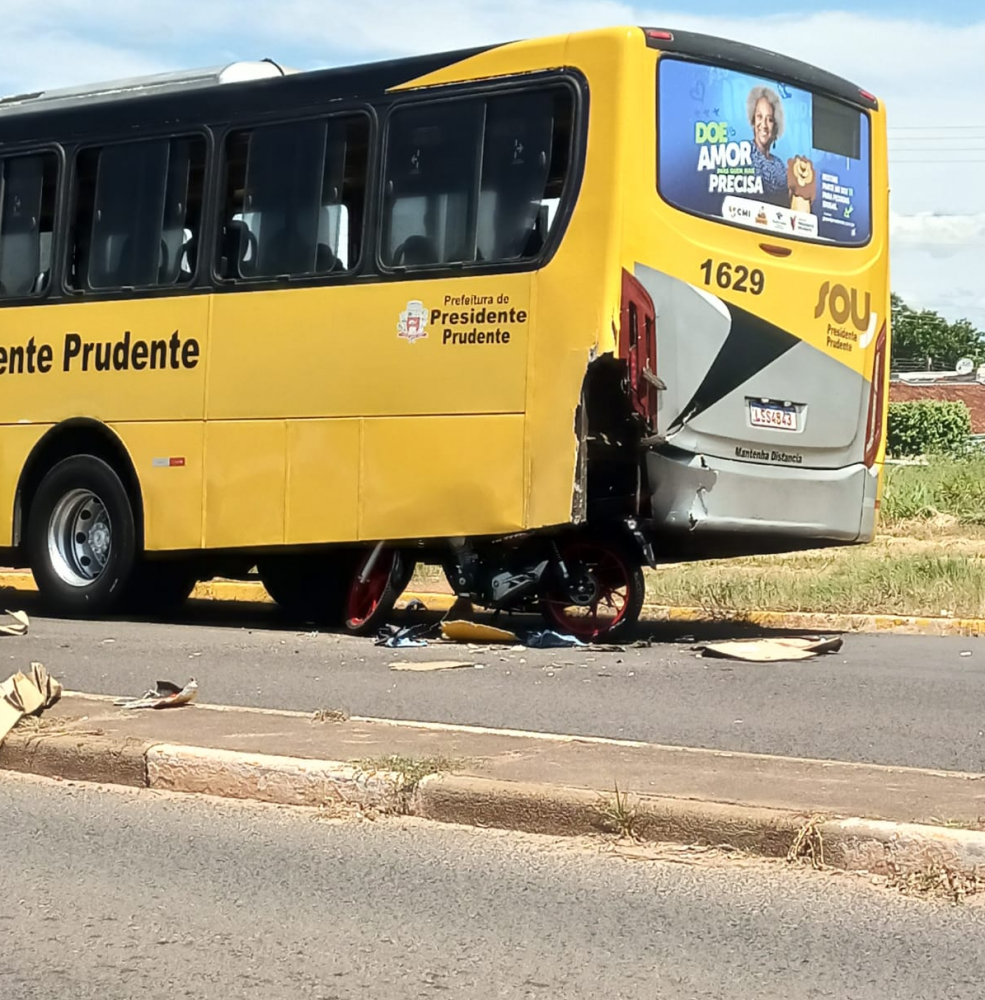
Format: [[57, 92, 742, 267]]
[[657, 58, 871, 245]]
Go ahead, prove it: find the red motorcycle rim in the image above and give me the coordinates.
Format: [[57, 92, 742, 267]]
[[544, 543, 632, 640], [346, 552, 394, 627]]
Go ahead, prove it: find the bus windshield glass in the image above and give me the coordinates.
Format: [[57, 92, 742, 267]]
[[657, 57, 871, 246]]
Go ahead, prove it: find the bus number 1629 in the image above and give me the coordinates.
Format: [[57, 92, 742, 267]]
[[699, 258, 765, 296]]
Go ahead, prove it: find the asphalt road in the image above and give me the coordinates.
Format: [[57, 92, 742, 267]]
[[5, 594, 985, 772], [3, 772, 984, 1000]]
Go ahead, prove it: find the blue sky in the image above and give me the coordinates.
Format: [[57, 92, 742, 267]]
[[663, 0, 981, 22], [0, 1, 981, 327]]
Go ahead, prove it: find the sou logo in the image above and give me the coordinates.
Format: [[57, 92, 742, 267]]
[[814, 281, 878, 349]]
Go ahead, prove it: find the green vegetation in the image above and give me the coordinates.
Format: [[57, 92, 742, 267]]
[[882, 458, 985, 524], [886, 401, 972, 459], [646, 550, 985, 620], [354, 754, 459, 792]]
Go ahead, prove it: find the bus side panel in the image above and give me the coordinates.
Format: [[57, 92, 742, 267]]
[[204, 420, 287, 549], [0, 299, 209, 424], [286, 419, 360, 545], [112, 421, 205, 551], [522, 32, 629, 531], [0, 297, 209, 550], [206, 278, 530, 545], [359, 414, 525, 540], [206, 282, 528, 421], [0, 424, 49, 548]]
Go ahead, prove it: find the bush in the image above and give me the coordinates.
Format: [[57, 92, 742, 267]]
[[886, 400, 971, 458]]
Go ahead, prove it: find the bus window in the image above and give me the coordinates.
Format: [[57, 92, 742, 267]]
[[0, 152, 58, 299], [382, 102, 481, 267], [382, 85, 573, 269], [217, 115, 368, 280], [68, 136, 206, 291], [656, 58, 871, 246], [476, 89, 571, 261]]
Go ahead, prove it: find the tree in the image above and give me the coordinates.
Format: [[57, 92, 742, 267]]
[[891, 294, 985, 371]]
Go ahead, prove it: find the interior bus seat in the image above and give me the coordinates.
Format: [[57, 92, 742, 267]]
[[315, 242, 342, 272], [219, 220, 255, 278], [0, 228, 41, 297], [391, 234, 437, 266]]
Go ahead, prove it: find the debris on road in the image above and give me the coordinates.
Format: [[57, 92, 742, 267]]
[[694, 636, 844, 663], [440, 621, 623, 650], [0, 609, 29, 637], [441, 620, 519, 644], [375, 623, 434, 648], [113, 679, 198, 709], [376, 617, 629, 653], [389, 660, 476, 672], [0, 661, 62, 742]]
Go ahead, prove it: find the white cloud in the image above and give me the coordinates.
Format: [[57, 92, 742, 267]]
[[891, 212, 985, 251], [0, 2, 981, 325], [891, 213, 985, 327]]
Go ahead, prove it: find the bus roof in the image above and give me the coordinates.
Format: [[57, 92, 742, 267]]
[[643, 27, 877, 110], [0, 60, 300, 116], [0, 26, 875, 146]]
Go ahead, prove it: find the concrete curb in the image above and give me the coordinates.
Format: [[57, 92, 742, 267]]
[[147, 744, 403, 809], [0, 570, 981, 636], [415, 775, 985, 872], [4, 730, 985, 875], [0, 730, 152, 787]]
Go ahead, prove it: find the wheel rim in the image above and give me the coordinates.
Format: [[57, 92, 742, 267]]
[[345, 551, 395, 627], [48, 488, 113, 587], [544, 542, 633, 640]]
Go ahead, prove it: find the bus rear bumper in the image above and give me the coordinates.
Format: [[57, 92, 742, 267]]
[[644, 449, 879, 547]]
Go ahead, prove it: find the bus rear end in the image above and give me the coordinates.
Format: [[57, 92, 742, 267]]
[[624, 29, 889, 556]]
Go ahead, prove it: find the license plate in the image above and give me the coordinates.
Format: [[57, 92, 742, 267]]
[[749, 401, 798, 431]]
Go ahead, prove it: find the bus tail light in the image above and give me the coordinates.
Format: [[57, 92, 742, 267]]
[[863, 320, 888, 468], [619, 269, 659, 422]]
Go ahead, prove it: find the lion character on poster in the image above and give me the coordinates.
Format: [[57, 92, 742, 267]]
[[786, 155, 817, 214]]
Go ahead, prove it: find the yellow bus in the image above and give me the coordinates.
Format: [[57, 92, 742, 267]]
[[0, 26, 889, 639]]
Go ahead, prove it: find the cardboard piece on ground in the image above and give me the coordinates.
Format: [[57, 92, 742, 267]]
[[695, 636, 843, 663], [389, 660, 475, 672], [0, 661, 63, 743], [440, 620, 519, 644]]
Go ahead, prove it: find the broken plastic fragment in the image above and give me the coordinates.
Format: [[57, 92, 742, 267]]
[[0, 610, 29, 636], [441, 620, 519, 644], [113, 679, 198, 709]]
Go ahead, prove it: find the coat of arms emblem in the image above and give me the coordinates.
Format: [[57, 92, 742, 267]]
[[397, 300, 428, 343]]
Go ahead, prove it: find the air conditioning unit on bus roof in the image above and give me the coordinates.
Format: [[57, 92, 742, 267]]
[[0, 60, 298, 114]]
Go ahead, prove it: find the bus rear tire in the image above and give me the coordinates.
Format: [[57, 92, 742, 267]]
[[127, 560, 199, 614], [257, 555, 347, 625], [27, 455, 138, 618]]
